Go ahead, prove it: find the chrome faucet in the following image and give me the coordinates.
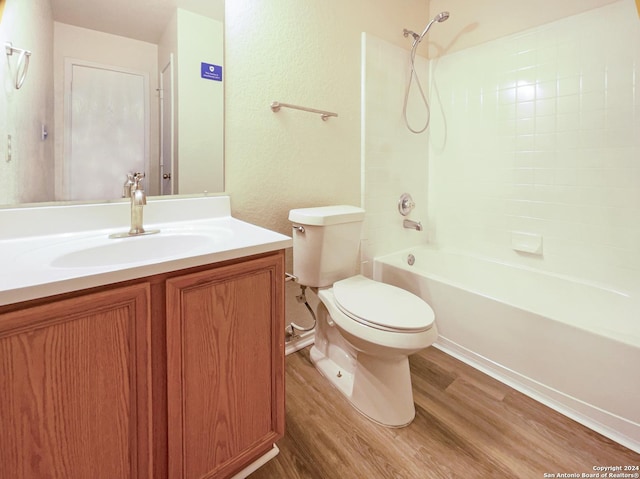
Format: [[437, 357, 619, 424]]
[[110, 172, 160, 238], [129, 173, 148, 235], [403, 219, 423, 231]]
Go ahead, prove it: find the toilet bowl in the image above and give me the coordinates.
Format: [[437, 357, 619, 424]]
[[289, 206, 438, 427], [312, 275, 436, 426]]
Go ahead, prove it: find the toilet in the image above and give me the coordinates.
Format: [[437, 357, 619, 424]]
[[289, 205, 437, 427]]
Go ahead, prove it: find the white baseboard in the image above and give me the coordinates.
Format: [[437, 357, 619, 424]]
[[285, 330, 315, 356], [229, 444, 279, 479]]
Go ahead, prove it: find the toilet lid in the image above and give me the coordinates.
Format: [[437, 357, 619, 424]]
[[332, 275, 435, 332]]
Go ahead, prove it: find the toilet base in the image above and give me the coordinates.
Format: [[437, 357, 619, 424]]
[[309, 343, 416, 428]]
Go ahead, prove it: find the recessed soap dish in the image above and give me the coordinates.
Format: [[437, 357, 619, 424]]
[[511, 231, 543, 255]]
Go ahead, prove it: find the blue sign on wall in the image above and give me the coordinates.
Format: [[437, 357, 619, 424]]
[[201, 62, 222, 82]]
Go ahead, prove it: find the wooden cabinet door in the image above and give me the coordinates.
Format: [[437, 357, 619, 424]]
[[0, 284, 152, 479], [166, 253, 285, 479]]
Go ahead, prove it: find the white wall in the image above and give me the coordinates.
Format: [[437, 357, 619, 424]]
[[427, 0, 619, 57], [176, 9, 224, 194], [225, 0, 429, 235], [225, 0, 429, 329], [358, 0, 639, 293], [224, 0, 628, 264], [361, 33, 430, 275], [0, 0, 54, 204], [428, 0, 640, 291]]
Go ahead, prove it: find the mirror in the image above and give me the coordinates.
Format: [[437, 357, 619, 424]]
[[0, 0, 224, 207]]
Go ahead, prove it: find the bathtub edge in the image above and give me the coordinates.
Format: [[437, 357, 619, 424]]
[[433, 337, 640, 454]]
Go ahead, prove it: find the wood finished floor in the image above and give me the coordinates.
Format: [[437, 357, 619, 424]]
[[250, 346, 640, 479]]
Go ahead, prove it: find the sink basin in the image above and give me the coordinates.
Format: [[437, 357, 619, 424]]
[[51, 231, 225, 268], [0, 196, 294, 307], [11, 222, 235, 272]]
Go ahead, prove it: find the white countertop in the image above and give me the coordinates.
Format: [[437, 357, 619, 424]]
[[0, 196, 292, 306]]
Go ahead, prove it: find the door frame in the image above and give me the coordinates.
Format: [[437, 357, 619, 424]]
[[62, 58, 150, 200], [159, 55, 175, 196]]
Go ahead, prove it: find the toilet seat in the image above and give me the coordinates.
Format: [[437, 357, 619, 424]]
[[332, 275, 434, 333]]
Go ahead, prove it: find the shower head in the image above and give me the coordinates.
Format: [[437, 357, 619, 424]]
[[417, 11, 450, 41], [435, 11, 450, 23]]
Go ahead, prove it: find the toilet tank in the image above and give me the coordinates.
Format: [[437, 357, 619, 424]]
[[289, 205, 365, 288]]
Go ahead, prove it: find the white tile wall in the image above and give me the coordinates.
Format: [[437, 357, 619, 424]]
[[361, 33, 430, 275], [428, 1, 640, 290]]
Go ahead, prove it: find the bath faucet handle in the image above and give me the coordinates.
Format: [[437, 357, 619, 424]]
[[398, 193, 416, 216]]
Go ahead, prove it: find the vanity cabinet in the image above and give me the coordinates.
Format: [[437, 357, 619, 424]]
[[0, 251, 285, 479], [166, 253, 285, 479], [0, 284, 152, 479]]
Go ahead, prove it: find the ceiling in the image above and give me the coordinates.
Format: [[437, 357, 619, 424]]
[[50, 0, 224, 44]]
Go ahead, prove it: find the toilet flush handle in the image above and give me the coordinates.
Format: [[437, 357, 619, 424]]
[[292, 225, 305, 233]]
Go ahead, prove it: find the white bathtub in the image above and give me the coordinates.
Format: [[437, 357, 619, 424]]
[[373, 246, 640, 453]]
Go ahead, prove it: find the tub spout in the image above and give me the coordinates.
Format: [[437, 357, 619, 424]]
[[403, 219, 423, 231]]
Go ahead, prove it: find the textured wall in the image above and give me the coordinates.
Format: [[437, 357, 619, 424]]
[[0, 0, 54, 204], [225, 0, 429, 329], [224, 0, 428, 239]]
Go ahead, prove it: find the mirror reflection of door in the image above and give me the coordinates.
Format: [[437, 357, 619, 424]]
[[63, 60, 149, 201], [160, 55, 174, 196]]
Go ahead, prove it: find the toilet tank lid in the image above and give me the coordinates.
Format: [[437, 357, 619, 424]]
[[289, 205, 365, 226]]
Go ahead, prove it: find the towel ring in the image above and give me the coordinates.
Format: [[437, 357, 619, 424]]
[[5, 42, 32, 90]]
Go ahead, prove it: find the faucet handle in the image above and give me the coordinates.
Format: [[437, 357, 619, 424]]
[[398, 193, 416, 216], [133, 172, 146, 189], [122, 172, 135, 198]]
